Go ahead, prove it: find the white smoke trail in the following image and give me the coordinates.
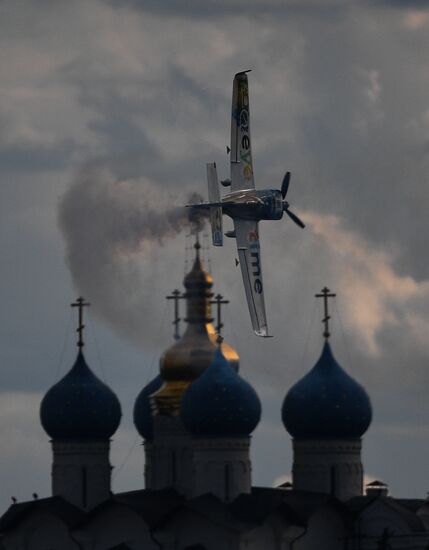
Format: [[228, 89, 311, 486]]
[[58, 166, 207, 346]]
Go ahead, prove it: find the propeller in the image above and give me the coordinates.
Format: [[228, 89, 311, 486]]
[[284, 207, 305, 228], [280, 171, 305, 228], [281, 171, 291, 198]]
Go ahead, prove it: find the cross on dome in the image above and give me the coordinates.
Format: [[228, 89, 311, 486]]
[[194, 232, 201, 258], [315, 286, 336, 339], [71, 297, 90, 350], [166, 289, 184, 341], [210, 293, 229, 337]]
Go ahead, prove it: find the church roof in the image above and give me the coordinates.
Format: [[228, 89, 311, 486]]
[[2, 489, 426, 543], [282, 341, 372, 439], [70, 487, 348, 533], [133, 374, 163, 440], [40, 351, 122, 440], [396, 498, 427, 513], [241, 487, 346, 524], [0, 496, 84, 533], [180, 494, 251, 532], [181, 348, 261, 437], [115, 488, 184, 527], [231, 489, 305, 526], [346, 495, 426, 531], [154, 487, 351, 532], [76, 488, 185, 530]]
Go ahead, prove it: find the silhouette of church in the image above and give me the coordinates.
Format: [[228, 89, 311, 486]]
[[1, 242, 429, 549]]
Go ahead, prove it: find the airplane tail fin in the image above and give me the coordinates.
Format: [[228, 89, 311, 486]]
[[207, 163, 223, 246]]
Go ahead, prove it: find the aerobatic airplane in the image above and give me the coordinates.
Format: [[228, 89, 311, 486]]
[[192, 71, 304, 337]]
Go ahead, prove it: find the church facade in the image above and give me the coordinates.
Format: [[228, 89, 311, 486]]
[[1, 243, 429, 549]]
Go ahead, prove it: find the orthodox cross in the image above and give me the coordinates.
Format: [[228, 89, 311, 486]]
[[315, 286, 336, 339], [71, 297, 91, 350], [210, 293, 229, 336], [194, 236, 201, 258], [166, 289, 183, 340]]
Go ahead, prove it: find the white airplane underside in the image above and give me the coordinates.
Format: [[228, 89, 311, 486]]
[[195, 71, 305, 337]]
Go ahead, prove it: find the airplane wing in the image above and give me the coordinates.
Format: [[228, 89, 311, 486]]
[[233, 218, 268, 337], [230, 71, 255, 192]]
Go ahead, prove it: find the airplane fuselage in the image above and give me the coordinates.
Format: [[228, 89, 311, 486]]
[[221, 189, 284, 221]]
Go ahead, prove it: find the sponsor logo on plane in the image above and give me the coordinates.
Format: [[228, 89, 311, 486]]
[[239, 80, 253, 181]]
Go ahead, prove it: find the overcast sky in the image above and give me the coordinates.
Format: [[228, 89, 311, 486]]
[[1, 0, 429, 511]]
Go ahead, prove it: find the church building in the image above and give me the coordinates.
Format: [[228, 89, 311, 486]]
[[1, 241, 429, 549]]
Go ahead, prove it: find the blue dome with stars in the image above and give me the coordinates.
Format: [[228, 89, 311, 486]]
[[181, 348, 261, 437], [133, 374, 163, 440], [40, 351, 122, 440], [282, 342, 372, 440]]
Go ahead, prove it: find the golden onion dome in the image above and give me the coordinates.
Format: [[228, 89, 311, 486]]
[[152, 241, 239, 416], [207, 323, 239, 372], [183, 250, 214, 291]]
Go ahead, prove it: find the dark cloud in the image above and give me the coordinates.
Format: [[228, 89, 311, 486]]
[[0, 138, 82, 173], [105, 0, 350, 18], [58, 58, 227, 181], [374, 0, 429, 8]]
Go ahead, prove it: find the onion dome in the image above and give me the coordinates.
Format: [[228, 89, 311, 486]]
[[181, 348, 261, 437], [133, 374, 163, 440], [40, 351, 122, 440], [207, 321, 239, 373], [152, 241, 239, 416], [282, 341, 372, 440]]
